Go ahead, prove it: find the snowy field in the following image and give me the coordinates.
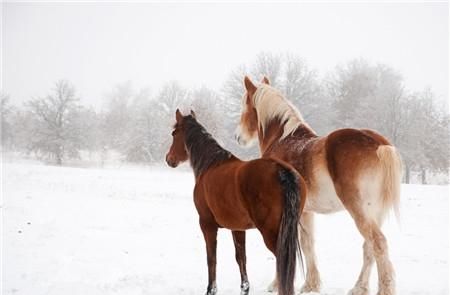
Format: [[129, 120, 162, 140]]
[[2, 160, 449, 295]]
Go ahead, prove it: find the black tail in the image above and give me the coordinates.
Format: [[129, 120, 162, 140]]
[[276, 167, 303, 295]]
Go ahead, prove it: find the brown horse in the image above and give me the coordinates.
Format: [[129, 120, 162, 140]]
[[166, 109, 306, 295], [235, 76, 402, 295]]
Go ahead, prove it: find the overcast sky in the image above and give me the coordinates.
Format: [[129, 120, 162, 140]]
[[2, 2, 448, 108]]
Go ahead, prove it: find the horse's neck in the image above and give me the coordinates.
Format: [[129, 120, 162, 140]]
[[292, 123, 317, 140], [258, 120, 284, 154], [259, 119, 317, 157], [187, 131, 233, 177]]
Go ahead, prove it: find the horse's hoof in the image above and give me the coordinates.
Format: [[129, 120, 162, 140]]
[[266, 280, 277, 292], [206, 285, 217, 295], [240, 281, 250, 295], [347, 286, 369, 295], [300, 283, 320, 294], [376, 289, 394, 295]]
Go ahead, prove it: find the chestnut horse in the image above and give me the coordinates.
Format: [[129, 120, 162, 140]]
[[165, 109, 306, 295], [235, 76, 402, 295]]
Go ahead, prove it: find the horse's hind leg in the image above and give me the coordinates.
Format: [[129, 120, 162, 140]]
[[348, 211, 394, 295], [200, 220, 219, 295], [348, 240, 375, 295], [299, 211, 321, 293], [268, 212, 321, 294], [232, 231, 250, 295], [258, 227, 279, 293]]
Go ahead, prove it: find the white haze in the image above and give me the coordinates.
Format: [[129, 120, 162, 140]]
[[2, 2, 448, 108]]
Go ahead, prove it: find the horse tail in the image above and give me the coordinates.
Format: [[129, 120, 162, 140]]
[[276, 166, 303, 295], [376, 145, 402, 222]]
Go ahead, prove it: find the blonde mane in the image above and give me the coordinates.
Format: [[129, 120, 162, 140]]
[[250, 84, 306, 139]]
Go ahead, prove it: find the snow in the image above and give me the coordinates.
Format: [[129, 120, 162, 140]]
[[2, 160, 449, 295]]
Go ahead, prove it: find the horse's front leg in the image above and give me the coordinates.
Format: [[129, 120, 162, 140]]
[[200, 219, 218, 295], [299, 211, 321, 293], [232, 230, 250, 295]]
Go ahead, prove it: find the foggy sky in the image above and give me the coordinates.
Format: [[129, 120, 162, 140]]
[[2, 2, 448, 108]]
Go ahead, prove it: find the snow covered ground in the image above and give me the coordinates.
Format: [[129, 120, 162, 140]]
[[2, 160, 449, 295]]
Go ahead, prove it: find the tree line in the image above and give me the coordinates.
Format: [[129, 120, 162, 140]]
[[1, 53, 449, 184]]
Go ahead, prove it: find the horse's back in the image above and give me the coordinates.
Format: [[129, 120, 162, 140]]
[[327, 128, 391, 148]]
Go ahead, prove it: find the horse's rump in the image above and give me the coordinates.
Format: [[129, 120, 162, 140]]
[[323, 128, 402, 221], [325, 128, 392, 180]]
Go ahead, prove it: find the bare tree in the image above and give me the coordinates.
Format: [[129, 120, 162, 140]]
[[250, 52, 282, 87], [400, 89, 450, 183], [222, 64, 247, 101], [190, 86, 226, 141], [102, 82, 134, 150], [327, 59, 379, 128], [121, 88, 156, 163], [283, 55, 317, 102], [156, 81, 189, 114], [152, 81, 190, 161], [100, 81, 191, 163], [27, 80, 82, 165], [1, 93, 13, 149], [281, 54, 330, 133]]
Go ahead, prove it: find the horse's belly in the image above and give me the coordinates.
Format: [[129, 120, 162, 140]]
[[214, 212, 255, 231], [207, 196, 255, 230], [305, 168, 344, 214], [305, 192, 344, 214]]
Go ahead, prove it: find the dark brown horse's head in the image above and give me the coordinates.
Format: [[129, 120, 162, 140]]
[[235, 76, 270, 146], [165, 109, 196, 168]]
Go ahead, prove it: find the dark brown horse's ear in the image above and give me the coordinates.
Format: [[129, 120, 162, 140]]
[[261, 76, 270, 85], [176, 109, 183, 122], [244, 76, 257, 96], [190, 110, 196, 118]]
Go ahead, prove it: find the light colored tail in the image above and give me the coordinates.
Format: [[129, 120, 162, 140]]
[[376, 145, 402, 221]]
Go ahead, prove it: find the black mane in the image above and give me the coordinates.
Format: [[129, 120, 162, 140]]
[[183, 115, 234, 177]]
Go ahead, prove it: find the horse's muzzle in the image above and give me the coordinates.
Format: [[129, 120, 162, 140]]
[[165, 154, 178, 168]]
